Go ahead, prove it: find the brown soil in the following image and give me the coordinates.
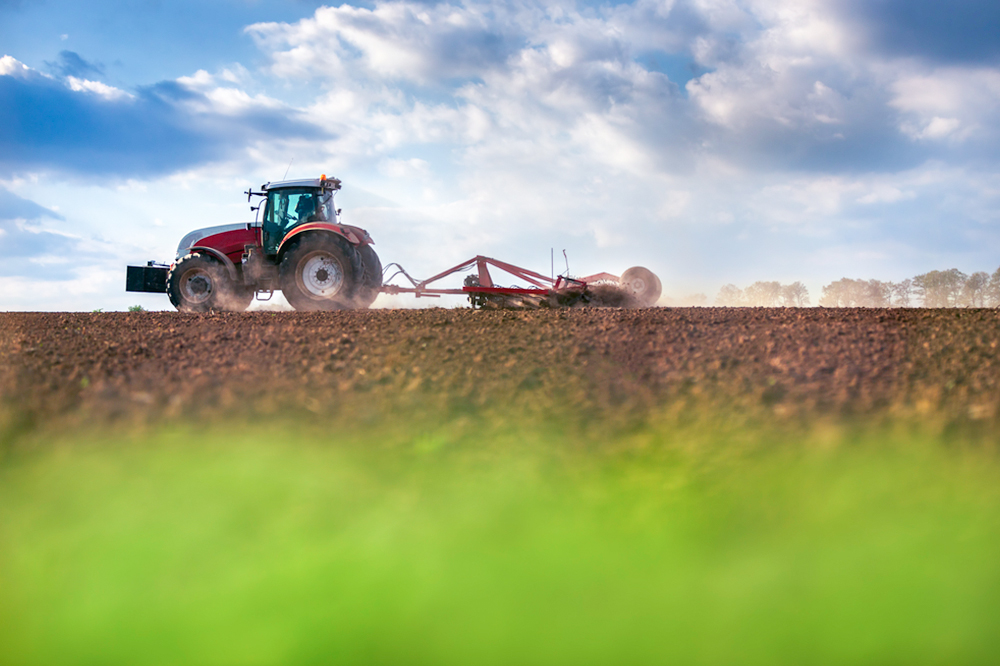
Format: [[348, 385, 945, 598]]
[[1, 308, 999, 442]]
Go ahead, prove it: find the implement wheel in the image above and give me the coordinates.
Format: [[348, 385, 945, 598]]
[[620, 266, 662, 306], [279, 234, 358, 311]]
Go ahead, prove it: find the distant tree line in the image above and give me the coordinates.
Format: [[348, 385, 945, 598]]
[[715, 267, 1000, 308], [715, 281, 811, 306]]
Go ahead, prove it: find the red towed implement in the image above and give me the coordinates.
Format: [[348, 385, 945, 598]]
[[382, 255, 660, 309], [127, 176, 661, 311]]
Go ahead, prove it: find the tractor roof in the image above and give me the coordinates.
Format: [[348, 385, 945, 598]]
[[261, 175, 341, 192]]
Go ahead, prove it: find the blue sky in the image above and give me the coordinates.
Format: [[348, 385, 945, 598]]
[[1, 0, 999, 309]]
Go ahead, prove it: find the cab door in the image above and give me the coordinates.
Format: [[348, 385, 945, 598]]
[[262, 191, 289, 256], [263, 189, 319, 256]]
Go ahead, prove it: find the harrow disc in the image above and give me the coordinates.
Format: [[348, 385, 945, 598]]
[[620, 266, 662, 306]]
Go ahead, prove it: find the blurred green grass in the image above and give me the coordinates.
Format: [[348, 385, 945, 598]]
[[1, 412, 999, 664]]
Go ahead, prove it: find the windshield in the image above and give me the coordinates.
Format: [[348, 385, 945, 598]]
[[261, 186, 337, 254], [268, 188, 329, 225]]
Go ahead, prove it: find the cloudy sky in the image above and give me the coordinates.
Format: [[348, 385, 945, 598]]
[[2, 0, 999, 310]]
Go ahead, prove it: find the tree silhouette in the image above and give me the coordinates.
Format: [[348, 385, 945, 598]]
[[912, 269, 968, 307], [712, 266, 998, 308], [715, 284, 744, 306], [989, 268, 1000, 308], [715, 282, 809, 306], [961, 272, 990, 307], [744, 281, 783, 306], [889, 279, 913, 307], [781, 282, 810, 306]]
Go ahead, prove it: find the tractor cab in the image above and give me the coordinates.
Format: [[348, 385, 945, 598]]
[[260, 176, 340, 255]]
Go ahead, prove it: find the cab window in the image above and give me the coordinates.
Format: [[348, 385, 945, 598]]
[[262, 188, 326, 254]]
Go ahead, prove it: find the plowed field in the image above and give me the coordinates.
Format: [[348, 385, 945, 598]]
[[4, 307, 1000, 665], [2, 307, 998, 439]]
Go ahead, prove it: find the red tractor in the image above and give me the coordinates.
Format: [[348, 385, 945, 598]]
[[128, 174, 663, 311], [127, 175, 381, 312]]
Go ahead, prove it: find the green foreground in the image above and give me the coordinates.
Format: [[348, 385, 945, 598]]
[[1, 412, 999, 664]]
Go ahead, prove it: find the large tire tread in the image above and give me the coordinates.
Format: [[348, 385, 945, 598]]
[[279, 234, 358, 311], [167, 253, 249, 313], [353, 244, 382, 309]]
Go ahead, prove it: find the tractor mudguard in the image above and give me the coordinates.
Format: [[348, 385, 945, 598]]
[[188, 246, 240, 283], [276, 228, 364, 280], [276, 222, 372, 256]]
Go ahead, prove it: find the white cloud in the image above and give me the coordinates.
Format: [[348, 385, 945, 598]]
[[912, 116, 962, 141], [176, 69, 216, 89], [685, 0, 872, 137], [66, 76, 133, 100], [246, 2, 514, 83], [0, 55, 34, 78], [0, 54, 54, 83], [891, 67, 1000, 142], [173, 68, 287, 115], [3, 54, 132, 102]]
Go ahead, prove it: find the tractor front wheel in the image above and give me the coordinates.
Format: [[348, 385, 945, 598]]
[[167, 253, 248, 313], [279, 235, 358, 311]]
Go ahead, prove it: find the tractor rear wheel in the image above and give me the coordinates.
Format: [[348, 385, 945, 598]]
[[167, 253, 247, 313], [620, 266, 662, 306], [352, 244, 382, 308], [279, 235, 358, 311]]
